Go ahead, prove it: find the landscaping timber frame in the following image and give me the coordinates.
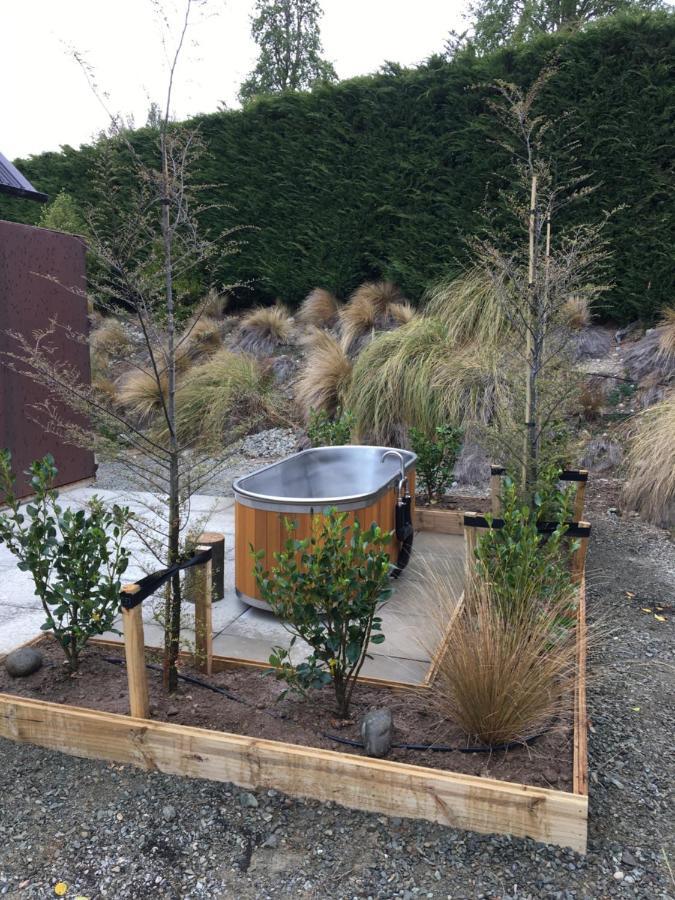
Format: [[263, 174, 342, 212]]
[[0, 521, 589, 854], [490, 466, 589, 522]]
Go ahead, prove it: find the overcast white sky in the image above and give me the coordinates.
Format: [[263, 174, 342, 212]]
[[2, 0, 467, 161]]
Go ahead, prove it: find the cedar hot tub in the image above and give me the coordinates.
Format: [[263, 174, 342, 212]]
[[232, 445, 416, 609]]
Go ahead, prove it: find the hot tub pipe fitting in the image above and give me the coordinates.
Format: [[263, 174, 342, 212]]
[[381, 450, 414, 577]]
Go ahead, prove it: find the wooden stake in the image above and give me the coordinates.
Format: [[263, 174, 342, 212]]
[[573, 474, 588, 523], [122, 602, 150, 719], [193, 547, 213, 675], [571, 524, 590, 584], [186, 531, 225, 601], [490, 471, 502, 515], [463, 513, 480, 594]]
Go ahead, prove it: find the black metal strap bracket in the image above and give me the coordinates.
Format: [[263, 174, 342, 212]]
[[120, 547, 213, 610]]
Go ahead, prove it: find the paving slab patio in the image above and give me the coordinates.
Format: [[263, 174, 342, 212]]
[[0, 483, 465, 684]]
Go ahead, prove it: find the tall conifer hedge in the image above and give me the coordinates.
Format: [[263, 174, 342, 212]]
[[3, 12, 673, 322]]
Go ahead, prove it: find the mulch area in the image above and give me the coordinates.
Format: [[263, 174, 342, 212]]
[[0, 635, 573, 791]]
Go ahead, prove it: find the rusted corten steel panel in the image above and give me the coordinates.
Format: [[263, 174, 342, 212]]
[[0, 219, 95, 496]]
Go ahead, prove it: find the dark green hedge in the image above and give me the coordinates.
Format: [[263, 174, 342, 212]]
[[3, 12, 673, 323]]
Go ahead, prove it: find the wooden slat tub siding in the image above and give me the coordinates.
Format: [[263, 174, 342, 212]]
[[235, 475, 415, 603]]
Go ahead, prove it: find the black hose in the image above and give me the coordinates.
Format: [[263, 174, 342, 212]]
[[102, 656, 246, 704], [391, 495, 414, 578], [321, 730, 547, 754], [104, 657, 550, 755]]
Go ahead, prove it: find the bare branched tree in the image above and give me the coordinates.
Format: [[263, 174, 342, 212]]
[[472, 67, 612, 499], [3, 0, 248, 692]]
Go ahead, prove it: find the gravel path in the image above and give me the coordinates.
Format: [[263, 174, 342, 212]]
[[0, 479, 674, 899]]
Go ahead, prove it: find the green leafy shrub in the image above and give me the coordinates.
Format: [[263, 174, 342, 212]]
[[0, 452, 131, 671], [253, 509, 392, 717], [306, 408, 354, 447], [410, 425, 463, 504], [474, 473, 577, 620]]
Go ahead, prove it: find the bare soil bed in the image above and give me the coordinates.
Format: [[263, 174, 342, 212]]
[[0, 635, 573, 791]]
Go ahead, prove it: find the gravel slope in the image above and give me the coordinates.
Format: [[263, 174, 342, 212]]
[[0, 479, 673, 899]]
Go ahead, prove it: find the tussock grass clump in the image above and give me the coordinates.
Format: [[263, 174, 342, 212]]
[[348, 317, 512, 444], [339, 280, 408, 354], [295, 329, 352, 419], [562, 295, 591, 330], [423, 268, 509, 348], [624, 392, 675, 526], [169, 349, 283, 448], [349, 280, 403, 316], [235, 304, 293, 355], [178, 316, 223, 362], [91, 374, 118, 404], [296, 288, 341, 329], [90, 318, 132, 357], [579, 377, 607, 422], [426, 571, 577, 747], [200, 288, 228, 319], [117, 366, 169, 419], [387, 301, 416, 326], [657, 307, 675, 357]]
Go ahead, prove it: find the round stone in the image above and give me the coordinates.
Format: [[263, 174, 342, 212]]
[[4, 647, 43, 678]]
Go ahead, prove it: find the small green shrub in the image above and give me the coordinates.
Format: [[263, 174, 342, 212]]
[[0, 452, 131, 672], [474, 473, 577, 620], [410, 425, 463, 505], [607, 381, 637, 407], [306, 408, 354, 447], [254, 509, 392, 718]]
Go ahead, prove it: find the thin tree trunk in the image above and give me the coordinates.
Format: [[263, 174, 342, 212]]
[[523, 174, 538, 499], [160, 131, 182, 694]]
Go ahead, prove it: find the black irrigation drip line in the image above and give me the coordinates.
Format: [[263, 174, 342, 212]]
[[104, 658, 551, 756], [102, 656, 246, 705], [321, 729, 548, 754]]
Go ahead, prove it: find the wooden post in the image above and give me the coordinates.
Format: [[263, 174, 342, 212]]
[[463, 513, 479, 596], [194, 547, 213, 675], [197, 531, 225, 601], [121, 588, 150, 719], [571, 524, 590, 584], [573, 473, 588, 523], [490, 467, 504, 515]]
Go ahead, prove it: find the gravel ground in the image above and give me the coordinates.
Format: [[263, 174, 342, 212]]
[[92, 428, 301, 497], [0, 481, 674, 898]]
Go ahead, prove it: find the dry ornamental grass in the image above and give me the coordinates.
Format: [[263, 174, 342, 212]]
[[235, 304, 293, 355], [425, 570, 578, 747], [295, 328, 353, 419], [90, 317, 132, 357], [561, 295, 591, 330], [339, 281, 410, 354], [116, 366, 169, 419], [164, 348, 284, 448], [624, 391, 675, 527], [657, 307, 675, 358], [296, 288, 341, 329]]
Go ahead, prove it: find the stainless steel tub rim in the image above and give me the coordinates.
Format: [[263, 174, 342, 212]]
[[232, 445, 416, 514]]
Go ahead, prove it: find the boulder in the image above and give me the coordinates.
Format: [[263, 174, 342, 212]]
[[4, 646, 43, 678], [361, 708, 393, 758]]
